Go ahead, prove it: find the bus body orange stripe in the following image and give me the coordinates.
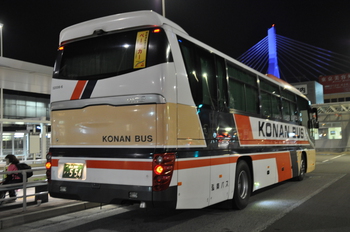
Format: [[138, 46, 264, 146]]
[[70, 80, 87, 100], [52, 156, 240, 170], [51, 159, 151, 170], [52, 153, 292, 182], [175, 156, 239, 170], [239, 140, 310, 145], [52, 159, 59, 166], [176, 159, 211, 170], [86, 160, 152, 170], [234, 114, 254, 142]]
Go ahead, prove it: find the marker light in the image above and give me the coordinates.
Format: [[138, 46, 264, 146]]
[[45, 162, 52, 169], [154, 165, 164, 175], [46, 152, 52, 182], [58, 46, 64, 51], [153, 28, 161, 33]]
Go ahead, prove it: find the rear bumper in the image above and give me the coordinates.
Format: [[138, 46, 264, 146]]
[[48, 180, 177, 208]]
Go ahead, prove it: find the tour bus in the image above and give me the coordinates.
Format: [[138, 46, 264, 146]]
[[46, 11, 318, 210]]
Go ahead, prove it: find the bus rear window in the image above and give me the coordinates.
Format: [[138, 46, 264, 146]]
[[54, 28, 172, 80]]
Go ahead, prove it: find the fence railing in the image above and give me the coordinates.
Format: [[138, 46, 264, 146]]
[[0, 167, 47, 211]]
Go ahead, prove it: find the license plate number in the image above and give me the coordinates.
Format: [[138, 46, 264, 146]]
[[62, 163, 84, 179]]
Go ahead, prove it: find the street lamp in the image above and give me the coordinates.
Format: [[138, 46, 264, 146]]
[[0, 23, 3, 57], [162, 0, 165, 17]]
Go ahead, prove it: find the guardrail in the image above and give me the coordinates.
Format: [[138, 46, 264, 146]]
[[0, 167, 48, 211]]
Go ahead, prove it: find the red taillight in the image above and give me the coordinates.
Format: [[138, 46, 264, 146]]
[[154, 165, 164, 175], [46, 152, 52, 182], [152, 153, 176, 191], [45, 162, 52, 169]]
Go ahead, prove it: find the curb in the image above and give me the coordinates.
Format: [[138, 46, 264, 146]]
[[0, 202, 100, 230]]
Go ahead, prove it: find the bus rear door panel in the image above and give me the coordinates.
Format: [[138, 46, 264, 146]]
[[208, 154, 236, 206], [176, 156, 211, 209], [175, 151, 237, 209]]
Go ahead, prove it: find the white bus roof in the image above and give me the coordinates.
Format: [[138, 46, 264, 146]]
[[59, 11, 187, 43]]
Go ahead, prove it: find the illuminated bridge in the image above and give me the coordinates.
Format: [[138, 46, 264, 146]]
[[237, 27, 350, 151], [238, 25, 350, 83]]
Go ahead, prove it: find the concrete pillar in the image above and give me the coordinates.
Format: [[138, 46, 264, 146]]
[[40, 123, 47, 159]]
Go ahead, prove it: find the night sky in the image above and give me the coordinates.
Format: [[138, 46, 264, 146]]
[[0, 0, 349, 68]]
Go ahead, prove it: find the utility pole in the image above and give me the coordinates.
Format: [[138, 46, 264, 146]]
[[162, 0, 166, 17]]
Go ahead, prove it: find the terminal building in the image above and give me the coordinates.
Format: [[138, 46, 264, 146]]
[[0, 56, 51, 161], [313, 74, 350, 152], [293, 74, 350, 152]]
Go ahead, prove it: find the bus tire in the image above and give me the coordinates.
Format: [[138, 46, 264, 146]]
[[295, 154, 306, 181], [232, 160, 252, 210]]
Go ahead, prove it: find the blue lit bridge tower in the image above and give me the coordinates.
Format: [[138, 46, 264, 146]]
[[267, 24, 280, 78], [238, 25, 350, 83]]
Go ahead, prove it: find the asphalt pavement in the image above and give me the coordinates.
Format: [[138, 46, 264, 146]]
[[0, 190, 100, 230]]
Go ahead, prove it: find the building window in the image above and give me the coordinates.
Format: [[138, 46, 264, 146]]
[[3, 90, 50, 120], [317, 122, 342, 140], [331, 98, 337, 103]]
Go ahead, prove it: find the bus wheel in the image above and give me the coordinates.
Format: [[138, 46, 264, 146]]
[[232, 160, 252, 210], [296, 154, 306, 181]]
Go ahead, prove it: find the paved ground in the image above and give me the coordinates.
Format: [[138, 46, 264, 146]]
[[0, 189, 100, 229], [0, 159, 100, 230]]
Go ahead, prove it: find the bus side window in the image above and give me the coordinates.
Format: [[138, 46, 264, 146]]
[[291, 102, 298, 123], [272, 96, 281, 119], [297, 96, 310, 128], [260, 79, 281, 119], [282, 99, 291, 121], [178, 39, 202, 105], [197, 49, 217, 108], [178, 37, 217, 109], [229, 78, 245, 111], [215, 56, 228, 112], [246, 85, 258, 114], [261, 92, 272, 118], [227, 63, 259, 114]]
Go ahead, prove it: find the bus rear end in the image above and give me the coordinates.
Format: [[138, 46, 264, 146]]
[[46, 12, 180, 208]]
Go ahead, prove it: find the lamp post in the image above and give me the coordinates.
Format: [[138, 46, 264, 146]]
[[0, 23, 3, 57], [162, 0, 165, 17]]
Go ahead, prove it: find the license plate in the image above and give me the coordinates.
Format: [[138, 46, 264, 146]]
[[62, 163, 84, 179]]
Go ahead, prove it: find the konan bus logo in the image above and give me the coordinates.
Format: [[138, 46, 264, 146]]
[[102, 135, 153, 143], [250, 118, 305, 140]]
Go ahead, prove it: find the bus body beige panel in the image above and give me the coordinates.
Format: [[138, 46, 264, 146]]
[[51, 103, 206, 148], [177, 104, 206, 147], [51, 104, 159, 147]]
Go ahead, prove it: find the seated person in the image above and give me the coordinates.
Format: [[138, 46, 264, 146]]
[[1, 154, 21, 202]]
